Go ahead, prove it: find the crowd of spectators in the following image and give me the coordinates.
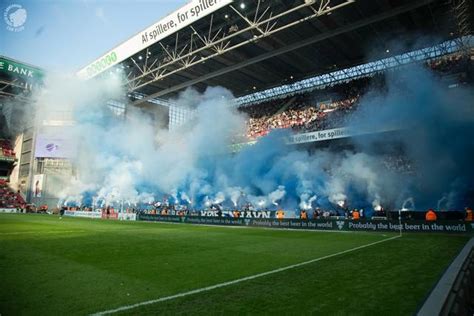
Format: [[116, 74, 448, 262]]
[[240, 51, 471, 140], [241, 76, 372, 139], [427, 52, 470, 73], [0, 180, 25, 209], [0, 139, 15, 159]]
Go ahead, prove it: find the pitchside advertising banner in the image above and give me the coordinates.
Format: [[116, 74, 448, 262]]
[[137, 215, 474, 234], [102, 212, 118, 220], [118, 213, 137, 221], [101, 212, 138, 220], [200, 210, 274, 218], [64, 210, 102, 218], [77, 0, 233, 79], [63, 211, 137, 221], [0, 208, 21, 213]]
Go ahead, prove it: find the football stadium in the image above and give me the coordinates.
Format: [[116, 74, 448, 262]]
[[1, 0, 474, 315]]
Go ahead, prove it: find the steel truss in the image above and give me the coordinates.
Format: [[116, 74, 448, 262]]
[[120, 0, 354, 92], [0, 79, 33, 101], [451, 0, 472, 38], [127, 36, 471, 108], [235, 36, 473, 106]]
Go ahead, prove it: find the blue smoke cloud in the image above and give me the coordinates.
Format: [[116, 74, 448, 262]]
[[39, 62, 473, 214]]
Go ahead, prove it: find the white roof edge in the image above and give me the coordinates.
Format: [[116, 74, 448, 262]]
[[76, 0, 233, 80]]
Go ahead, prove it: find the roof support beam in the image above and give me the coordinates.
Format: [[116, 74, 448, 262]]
[[133, 0, 435, 105]]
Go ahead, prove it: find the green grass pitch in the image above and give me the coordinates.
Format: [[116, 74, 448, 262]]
[[0, 213, 469, 315]]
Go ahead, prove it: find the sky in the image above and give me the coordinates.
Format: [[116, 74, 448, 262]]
[[0, 0, 185, 73]]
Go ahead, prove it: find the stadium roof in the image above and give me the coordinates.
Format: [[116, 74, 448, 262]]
[[0, 55, 44, 100], [78, 0, 472, 106]]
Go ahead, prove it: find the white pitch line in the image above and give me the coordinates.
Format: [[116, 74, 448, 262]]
[[91, 234, 401, 316]]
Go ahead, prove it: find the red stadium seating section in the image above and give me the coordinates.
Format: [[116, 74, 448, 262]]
[[0, 180, 25, 209], [0, 139, 16, 159]]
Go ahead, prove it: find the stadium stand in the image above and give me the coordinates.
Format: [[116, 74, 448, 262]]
[[240, 51, 472, 140], [0, 139, 15, 159], [0, 139, 17, 183], [0, 179, 25, 209], [241, 80, 364, 139]]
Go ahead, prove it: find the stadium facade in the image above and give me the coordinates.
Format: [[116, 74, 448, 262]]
[[0, 56, 44, 203]]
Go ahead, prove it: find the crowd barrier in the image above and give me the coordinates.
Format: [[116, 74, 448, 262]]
[[137, 214, 474, 234]]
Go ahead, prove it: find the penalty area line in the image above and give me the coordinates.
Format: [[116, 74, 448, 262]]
[[90, 234, 401, 315]]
